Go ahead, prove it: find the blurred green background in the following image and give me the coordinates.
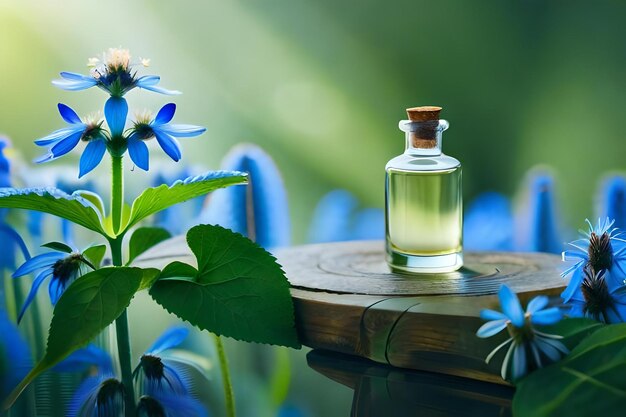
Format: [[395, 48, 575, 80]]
[[2, 0, 626, 242], [3, 1, 626, 415]]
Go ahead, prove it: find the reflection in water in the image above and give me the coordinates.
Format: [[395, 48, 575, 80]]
[[307, 350, 513, 417]]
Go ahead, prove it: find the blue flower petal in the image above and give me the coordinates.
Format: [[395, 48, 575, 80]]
[[104, 97, 128, 137], [476, 319, 507, 338], [35, 126, 85, 147], [464, 192, 514, 251], [135, 75, 181, 95], [127, 136, 150, 171], [147, 327, 189, 355], [18, 269, 53, 322], [54, 344, 114, 375], [158, 124, 206, 138], [58, 103, 82, 124], [0, 311, 32, 398], [531, 307, 563, 326], [12, 252, 64, 277], [52, 72, 98, 91], [480, 309, 508, 321], [198, 144, 291, 248], [512, 343, 527, 380], [154, 103, 176, 125], [526, 295, 549, 314], [48, 275, 65, 305], [50, 130, 83, 157], [498, 285, 525, 327], [516, 172, 562, 253], [598, 176, 626, 230], [154, 130, 182, 161], [79, 139, 107, 178], [561, 267, 584, 303]]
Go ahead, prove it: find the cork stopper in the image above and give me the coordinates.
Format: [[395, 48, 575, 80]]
[[405, 106, 442, 149]]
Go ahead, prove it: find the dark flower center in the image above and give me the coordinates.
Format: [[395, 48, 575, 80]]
[[588, 232, 613, 271], [133, 123, 155, 141], [95, 378, 125, 409], [81, 123, 104, 142], [581, 266, 614, 323], [139, 354, 165, 381], [52, 254, 84, 283], [137, 396, 166, 417]]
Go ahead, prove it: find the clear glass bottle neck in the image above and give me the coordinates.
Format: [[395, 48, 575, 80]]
[[398, 119, 449, 156]]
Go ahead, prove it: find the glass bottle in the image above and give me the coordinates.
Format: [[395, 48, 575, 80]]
[[385, 106, 463, 273]]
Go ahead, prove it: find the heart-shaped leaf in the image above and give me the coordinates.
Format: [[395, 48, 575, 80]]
[[149, 224, 300, 348]]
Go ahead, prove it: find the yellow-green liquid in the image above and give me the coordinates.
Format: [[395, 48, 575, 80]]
[[385, 167, 463, 272]]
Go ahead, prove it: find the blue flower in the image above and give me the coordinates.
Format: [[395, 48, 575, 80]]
[[464, 192, 514, 251], [515, 172, 562, 254], [133, 327, 192, 395], [565, 266, 626, 323], [12, 246, 95, 322], [127, 103, 205, 170], [61, 329, 207, 417], [477, 285, 567, 381], [35, 104, 107, 178], [52, 48, 180, 97], [307, 189, 384, 243], [0, 310, 32, 399], [561, 218, 626, 302], [198, 144, 290, 248], [597, 175, 626, 231], [68, 374, 125, 417]]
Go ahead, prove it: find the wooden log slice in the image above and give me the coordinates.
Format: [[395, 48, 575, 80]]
[[136, 238, 568, 384]]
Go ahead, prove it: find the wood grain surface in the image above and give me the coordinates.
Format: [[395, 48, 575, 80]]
[[136, 238, 568, 384]]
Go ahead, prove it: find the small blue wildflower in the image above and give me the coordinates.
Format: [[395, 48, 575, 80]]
[[0, 310, 32, 399], [53, 48, 180, 97], [68, 374, 125, 417], [597, 175, 626, 230], [133, 327, 192, 395], [464, 192, 514, 251], [565, 266, 626, 323], [199, 144, 290, 248], [54, 344, 114, 375], [477, 285, 567, 381], [515, 172, 562, 254], [34, 104, 106, 178], [561, 218, 626, 302], [127, 103, 206, 169], [12, 246, 95, 322]]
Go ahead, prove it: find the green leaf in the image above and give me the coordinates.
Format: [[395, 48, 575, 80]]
[[537, 318, 604, 350], [0, 187, 108, 237], [149, 224, 300, 348], [160, 261, 197, 279], [3, 267, 142, 408], [128, 227, 172, 264], [513, 324, 626, 417], [41, 241, 73, 253], [122, 171, 247, 233], [83, 245, 107, 269], [138, 268, 161, 290]]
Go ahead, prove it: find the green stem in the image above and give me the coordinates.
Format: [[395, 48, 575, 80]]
[[111, 155, 124, 235], [213, 333, 236, 417], [110, 155, 135, 416]]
